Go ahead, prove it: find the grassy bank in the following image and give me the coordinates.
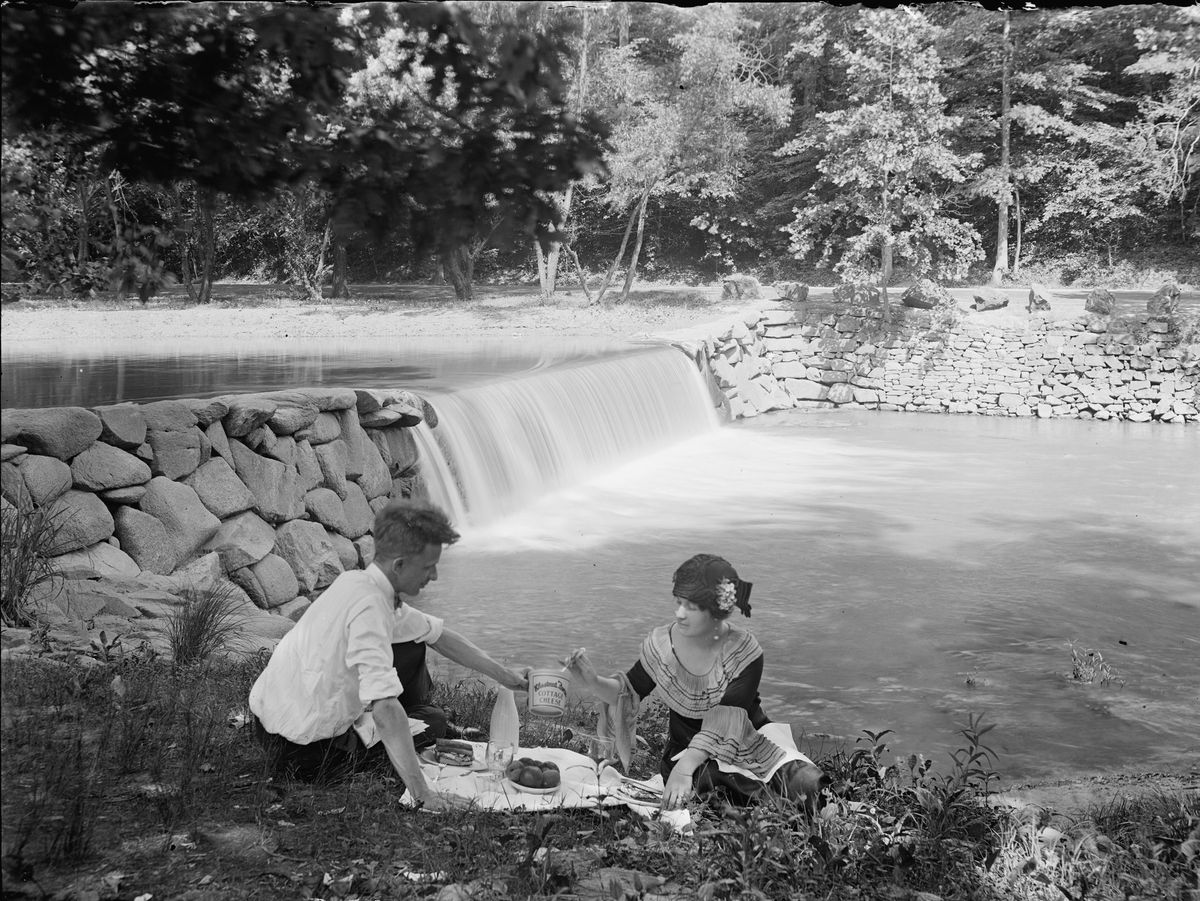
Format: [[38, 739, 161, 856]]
[[2, 649, 1195, 901]]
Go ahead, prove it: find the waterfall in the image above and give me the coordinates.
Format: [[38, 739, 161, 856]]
[[412, 345, 720, 527]]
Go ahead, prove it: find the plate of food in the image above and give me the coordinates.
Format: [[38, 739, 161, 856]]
[[503, 757, 562, 794], [433, 739, 477, 768], [609, 777, 663, 806]]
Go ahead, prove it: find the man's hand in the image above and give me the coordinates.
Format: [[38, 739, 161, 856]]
[[503, 666, 530, 691]]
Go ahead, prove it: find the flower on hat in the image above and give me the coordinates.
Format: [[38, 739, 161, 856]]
[[715, 578, 737, 613]]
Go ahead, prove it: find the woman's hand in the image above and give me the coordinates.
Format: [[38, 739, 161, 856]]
[[662, 761, 696, 810], [562, 648, 598, 689]]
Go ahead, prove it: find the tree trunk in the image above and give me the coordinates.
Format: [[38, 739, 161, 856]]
[[331, 233, 350, 298], [564, 241, 593, 304], [593, 198, 641, 307], [76, 181, 89, 265], [617, 189, 650, 304], [534, 240, 550, 297], [990, 10, 1013, 287], [197, 190, 218, 305], [174, 185, 196, 304], [104, 174, 126, 297], [880, 238, 894, 319], [439, 242, 474, 303], [1013, 185, 1023, 274]]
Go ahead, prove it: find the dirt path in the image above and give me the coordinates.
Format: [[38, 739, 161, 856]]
[[990, 768, 1200, 816], [4, 282, 1194, 347]]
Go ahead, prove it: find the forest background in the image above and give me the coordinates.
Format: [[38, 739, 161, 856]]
[[2, 1, 1197, 309]]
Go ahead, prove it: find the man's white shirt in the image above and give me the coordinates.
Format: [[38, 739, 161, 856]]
[[249, 563, 444, 746]]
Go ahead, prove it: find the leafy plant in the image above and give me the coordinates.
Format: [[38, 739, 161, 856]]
[[0, 501, 65, 627], [1067, 640, 1123, 686], [163, 582, 247, 667]]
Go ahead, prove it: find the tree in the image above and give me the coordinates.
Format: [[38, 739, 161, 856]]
[[586, 4, 790, 305], [1126, 7, 1200, 241], [781, 8, 982, 311], [333, 4, 607, 303], [1, 3, 605, 304]]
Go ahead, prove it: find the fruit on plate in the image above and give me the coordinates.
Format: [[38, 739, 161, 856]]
[[504, 758, 561, 789]]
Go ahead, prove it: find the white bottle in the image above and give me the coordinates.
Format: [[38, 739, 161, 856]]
[[489, 686, 520, 752]]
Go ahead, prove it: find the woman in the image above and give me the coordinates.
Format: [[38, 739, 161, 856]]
[[566, 554, 824, 811]]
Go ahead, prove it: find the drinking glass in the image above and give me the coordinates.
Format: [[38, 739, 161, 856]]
[[485, 741, 514, 784]]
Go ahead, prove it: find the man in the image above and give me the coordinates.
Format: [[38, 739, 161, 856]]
[[249, 498, 527, 809]]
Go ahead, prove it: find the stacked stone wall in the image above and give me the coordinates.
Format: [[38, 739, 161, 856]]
[[702, 303, 1199, 424], [1, 387, 436, 658]]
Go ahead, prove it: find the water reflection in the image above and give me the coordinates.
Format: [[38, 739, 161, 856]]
[[423, 410, 1200, 782], [0, 336, 646, 408]]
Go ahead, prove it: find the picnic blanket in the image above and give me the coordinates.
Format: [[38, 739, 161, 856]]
[[403, 743, 663, 814]]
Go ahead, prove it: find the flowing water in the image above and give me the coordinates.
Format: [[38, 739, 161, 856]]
[[5, 338, 1198, 782], [415, 361, 1200, 784]]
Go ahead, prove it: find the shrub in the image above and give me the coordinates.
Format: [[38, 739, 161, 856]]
[[0, 501, 65, 627], [163, 581, 247, 667]]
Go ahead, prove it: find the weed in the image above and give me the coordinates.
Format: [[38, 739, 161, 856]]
[[0, 502, 66, 627], [163, 581, 247, 667], [1067, 640, 1124, 686]]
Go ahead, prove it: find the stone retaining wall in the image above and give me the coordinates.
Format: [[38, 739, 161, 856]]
[[699, 301, 1200, 423], [1, 387, 436, 658]]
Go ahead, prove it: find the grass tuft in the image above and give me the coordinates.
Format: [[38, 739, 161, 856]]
[[0, 501, 65, 627], [163, 582, 247, 667]]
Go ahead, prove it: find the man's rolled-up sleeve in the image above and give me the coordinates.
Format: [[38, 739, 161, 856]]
[[346, 605, 403, 704]]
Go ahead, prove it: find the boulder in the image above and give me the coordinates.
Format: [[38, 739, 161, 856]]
[[205, 419, 234, 468], [275, 597, 312, 622], [70, 442, 152, 491], [221, 394, 279, 438], [44, 490, 115, 555], [1, 461, 30, 507], [184, 457, 255, 519], [181, 397, 230, 427], [140, 400, 197, 432], [327, 531, 359, 571], [239, 612, 295, 647], [139, 476, 221, 565], [354, 440, 393, 500], [341, 482, 374, 539], [114, 506, 177, 574], [1, 407, 102, 460], [1027, 283, 1054, 313], [1084, 287, 1115, 316], [1146, 283, 1180, 318], [92, 404, 147, 449], [314, 440, 350, 499], [171, 552, 225, 592], [268, 398, 320, 436], [1, 443, 26, 463], [19, 454, 73, 506], [354, 389, 426, 426], [146, 427, 204, 479], [776, 282, 809, 303], [53, 542, 140, 580], [335, 411, 371, 480], [243, 424, 276, 454], [305, 487, 350, 535], [901, 279, 952, 310], [264, 435, 297, 467], [721, 274, 762, 301], [231, 553, 300, 609], [353, 535, 375, 568], [306, 412, 343, 445], [101, 485, 147, 505], [52, 579, 133, 621], [229, 440, 305, 523], [295, 440, 323, 492], [274, 520, 344, 593], [203, 510, 276, 572], [827, 383, 855, 404], [375, 426, 419, 476], [970, 289, 1009, 312], [266, 387, 356, 413]]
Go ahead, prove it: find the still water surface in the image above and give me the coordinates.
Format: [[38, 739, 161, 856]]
[[422, 409, 1200, 783]]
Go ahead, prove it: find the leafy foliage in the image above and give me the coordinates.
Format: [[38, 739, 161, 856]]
[[780, 8, 984, 288], [0, 502, 65, 628]]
